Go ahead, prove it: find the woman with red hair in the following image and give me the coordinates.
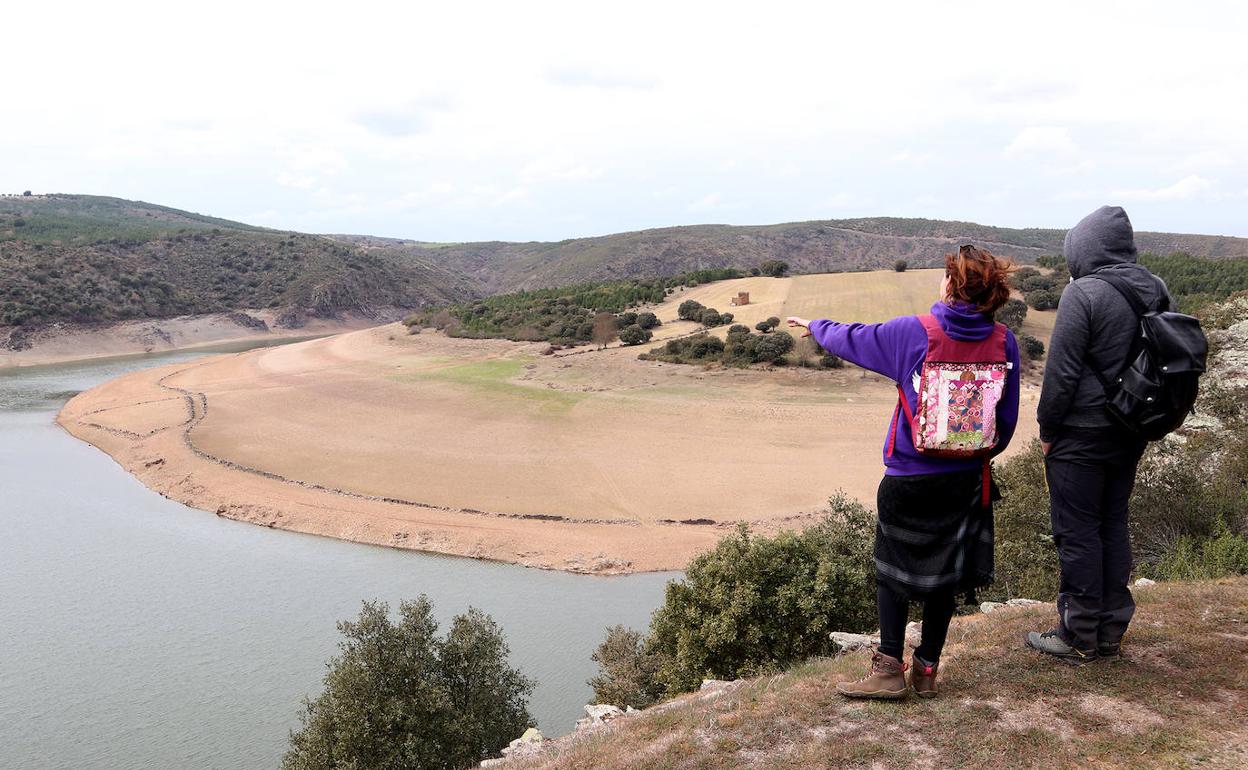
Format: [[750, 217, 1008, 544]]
[[788, 245, 1021, 699]]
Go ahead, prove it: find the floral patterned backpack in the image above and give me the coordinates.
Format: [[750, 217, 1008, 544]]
[[887, 314, 1010, 507]]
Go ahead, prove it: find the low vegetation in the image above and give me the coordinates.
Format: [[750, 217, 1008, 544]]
[[639, 325, 800, 368], [283, 597, 533, 770], [404, 270, 741, 345]]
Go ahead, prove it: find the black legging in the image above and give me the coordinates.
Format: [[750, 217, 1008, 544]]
[[877, 584, 956, 662]]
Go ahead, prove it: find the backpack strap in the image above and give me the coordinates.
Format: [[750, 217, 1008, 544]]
[[1088, 270, 1167, 391]]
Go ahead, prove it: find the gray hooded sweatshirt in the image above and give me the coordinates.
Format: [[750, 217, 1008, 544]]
[[1036, 206, 1173, 441]]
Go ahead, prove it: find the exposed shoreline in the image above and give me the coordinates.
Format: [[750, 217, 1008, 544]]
[[0, 307, 405, 368]]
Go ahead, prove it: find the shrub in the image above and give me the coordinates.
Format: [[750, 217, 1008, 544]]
[[1026, 289, 1061, 310], [700, 308, 723, 327], [760, 260, 789, 278], [1020, 334, 1045, 360], [284, 598, 533, 770], [727, 324, 751, 340], [766, 316, 781, 328], [752, 330, 794, 362], [618, 324, 652, 346], [677, 299, 705, 321], [646, 494, 876, 695], [894, 259, 908, 272], [1156, 529, 1248, 581], [721, 312, 734, 324], [688, 334, 725, 359], [588, 626, 664, 709], [995, 298, 1028, 333], [618, 311, 638, 327], [636, 311, 660, 329], [755, 321, 773, 333], [820, 353, 844, 369], [983, 441, 1061, 602]]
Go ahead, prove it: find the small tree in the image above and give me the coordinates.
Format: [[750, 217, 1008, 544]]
[[752, 330, 794, 362], [647, 494, 877, 695], [894, 259, 908, 272], [995, 298, 1028, 332], [1025, 289, 1061, 311], [618, 324, 652, 346], [588, 626, 664, 709], [820, 353, 844, 369], [766, 316, 781, 328], [700, 308, 723, 327], [283, 598, 533, 770], [755, 321, 772, 333], [720, 312, 734, 324], [1020, 333, 1046, 360], [635, 311, 660, 329], [677, 299, 705, 321], [759, 260, 789, 278], [592, 312, 619, 349]]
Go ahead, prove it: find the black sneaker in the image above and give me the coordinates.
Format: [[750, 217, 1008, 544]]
[[1024, 630, 1098, 666]]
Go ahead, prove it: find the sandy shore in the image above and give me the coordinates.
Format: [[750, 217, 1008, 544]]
[[0, 307, 403, 368], [58, 274, 1048, 573]]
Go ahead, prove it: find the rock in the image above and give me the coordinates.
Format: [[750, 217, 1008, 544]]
[[225, 311, 269, 332], [1135, 577, 1156, 587], [905, 621, 922, 648], [1006, 598, 1045, 607], [479, 759, 508, 768], [829, 632, 879, 652], [980, 601, 1005, 614], [500, 727, 545, 758], [583, 704, 624, 726]]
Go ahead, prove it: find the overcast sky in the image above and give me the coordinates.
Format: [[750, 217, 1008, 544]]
[[4, 1, 1246, 241]]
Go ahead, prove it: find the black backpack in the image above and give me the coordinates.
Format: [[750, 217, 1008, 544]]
[[1090, 271, 1207, 441]]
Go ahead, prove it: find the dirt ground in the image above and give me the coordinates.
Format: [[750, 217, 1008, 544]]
[[58, 273, 1050, 573]]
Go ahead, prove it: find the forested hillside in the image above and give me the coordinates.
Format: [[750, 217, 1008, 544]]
[[6, 194, 1247, 330], [340, 217, 1248, 293], [0, 195, 475, 326]]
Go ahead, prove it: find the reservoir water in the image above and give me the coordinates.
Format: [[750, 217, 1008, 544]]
[[0, 343, 673, 769]]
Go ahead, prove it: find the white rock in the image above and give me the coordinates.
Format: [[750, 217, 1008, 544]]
[[583, 704, 624, 726], [829, 632, 880, 652], [905, 621, 922, 647], [1006, 598, 1045, 607], [479, 758, 508, 768], [980, 601, 1005, 614], [1134, 577, 1157, 587]]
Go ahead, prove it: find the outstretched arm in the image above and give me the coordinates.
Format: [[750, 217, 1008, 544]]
[[789, 315, 920, 384]]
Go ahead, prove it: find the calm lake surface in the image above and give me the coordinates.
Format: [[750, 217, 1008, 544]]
[[0, 343, 674, 769]]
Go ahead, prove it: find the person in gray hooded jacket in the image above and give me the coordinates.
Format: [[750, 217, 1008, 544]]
[[1025, 205, 1172, 664]]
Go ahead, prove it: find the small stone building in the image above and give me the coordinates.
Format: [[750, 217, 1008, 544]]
[[730, 292, 750, 306]]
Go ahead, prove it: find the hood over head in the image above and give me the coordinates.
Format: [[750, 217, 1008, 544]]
[[1063, 205, 1138, 279], [931, 300, 994, 341]]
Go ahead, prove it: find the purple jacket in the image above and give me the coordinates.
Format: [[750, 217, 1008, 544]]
[[809, 301, 1021, 476]]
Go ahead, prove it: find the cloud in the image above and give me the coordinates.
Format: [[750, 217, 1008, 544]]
[[686, 192, 724, 213], [1004, 126, 1078, 158], [354, 96, 452, 138], [544, 65, 657, 90], [1114, 175, 1215, 201]]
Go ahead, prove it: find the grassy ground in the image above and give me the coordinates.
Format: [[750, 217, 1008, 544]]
[[511, 578, 1248, 769]]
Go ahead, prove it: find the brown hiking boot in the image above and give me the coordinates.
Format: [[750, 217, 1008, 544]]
[[836, 649, 909, 700], [909, 653, 939, 698]]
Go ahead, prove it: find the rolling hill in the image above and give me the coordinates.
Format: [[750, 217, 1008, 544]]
[[337, 217, 1248, 293], [0, 194, 476, 328], [5, 194, 1247, 333]]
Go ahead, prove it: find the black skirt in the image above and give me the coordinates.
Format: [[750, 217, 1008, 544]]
[[874, 469, 997, 603]]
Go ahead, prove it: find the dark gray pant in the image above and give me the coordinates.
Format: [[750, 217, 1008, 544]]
[[1044, 427, 1146, 651]]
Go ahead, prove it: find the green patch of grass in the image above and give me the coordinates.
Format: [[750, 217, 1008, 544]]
[[390, 357, 587, 411]]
